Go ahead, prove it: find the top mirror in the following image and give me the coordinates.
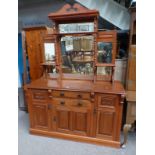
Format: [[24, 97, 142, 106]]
[[59, 22, 94, 33]]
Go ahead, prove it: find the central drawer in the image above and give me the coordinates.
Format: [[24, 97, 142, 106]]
[[52, 98, 92, 108], [52, 90, 90, 100]]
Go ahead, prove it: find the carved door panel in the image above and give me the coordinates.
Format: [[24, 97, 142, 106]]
[[95, 94, 119, 140], [55, 105, 72, 134], [72, 108, 91, 136], [32, 103, 49, 130], [96, 108, 116, 140], [54, 101, 92, 136]]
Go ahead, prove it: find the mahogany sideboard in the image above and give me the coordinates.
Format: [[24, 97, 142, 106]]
[[25, 76, 125, 148], [24, 3, 125, 148]]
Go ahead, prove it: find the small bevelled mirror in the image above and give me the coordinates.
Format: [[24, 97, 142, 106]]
[[44, 43, 55, 61], [97, 42, 112, 63], [97, 66, 112, 75], [59, 22, 94, 33], [97, 66, 112, 81]]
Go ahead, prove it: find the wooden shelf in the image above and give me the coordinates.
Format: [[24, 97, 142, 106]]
[[95, 63, 115, 67]]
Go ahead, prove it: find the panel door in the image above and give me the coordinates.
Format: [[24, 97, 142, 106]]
[[25, 28, 46, 81], [55, 105, 72, 134], [31, 103, 49, 130], [54, 101, 92, 136], [96, 109, 116, 140], [72, 108, 91, 136]]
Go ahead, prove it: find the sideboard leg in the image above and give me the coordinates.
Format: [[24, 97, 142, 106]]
[[121, 124, 132, 148]]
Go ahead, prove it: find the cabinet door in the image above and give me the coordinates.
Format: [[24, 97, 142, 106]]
[[25, 28, 46, 81], [54, 100, 92, 136], [72, 108, 91, 136], [32, 103, 49, 130], [96, 109, 116, 140], [55, 105, 72, 134]]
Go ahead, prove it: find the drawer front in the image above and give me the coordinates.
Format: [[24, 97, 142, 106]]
[[97, 94, 119, 108], [52, 90, 90, 100], [52, 98, 92, 109], [31, 90, 48, 101]]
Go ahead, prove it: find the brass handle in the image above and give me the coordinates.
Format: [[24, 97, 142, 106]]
[[60, 101, 65, 105], [77, 102, 82, 106], [60, 91, 64, 97], [77, 94, 82, 98]]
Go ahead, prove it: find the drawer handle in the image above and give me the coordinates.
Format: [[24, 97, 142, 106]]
[[60, 101, 65, 105], [77, 102, 82, 106], [77, 94, 82, 98], [60, 92, 64, 97]]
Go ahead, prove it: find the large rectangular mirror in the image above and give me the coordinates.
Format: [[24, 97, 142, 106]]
[[60, 36, 94, 75]]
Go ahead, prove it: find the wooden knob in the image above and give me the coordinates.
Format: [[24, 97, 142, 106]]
[[60, 91, 64, 97], [77, 102, 82, 106], [77, 94, 82, 98], [48, 89, 52, 93], [60, 101, 65, 105], [90, 92, 95, 98]]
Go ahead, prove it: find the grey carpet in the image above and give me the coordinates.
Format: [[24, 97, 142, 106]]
[[18, 110, 136, 155]]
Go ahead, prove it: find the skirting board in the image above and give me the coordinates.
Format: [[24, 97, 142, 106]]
[[30, 128, 121, 148]]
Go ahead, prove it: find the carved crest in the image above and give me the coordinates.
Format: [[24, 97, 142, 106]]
[[48, 3, 99, 21]]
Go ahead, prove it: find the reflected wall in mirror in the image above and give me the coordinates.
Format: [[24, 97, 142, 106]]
[[44, 43, 55, 61], [59, 23, 94, 33], [60, 36, 94, 75], [97, 42, 112, 63]]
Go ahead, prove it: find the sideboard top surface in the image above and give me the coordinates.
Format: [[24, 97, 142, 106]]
[[25, 77, 125, 95]]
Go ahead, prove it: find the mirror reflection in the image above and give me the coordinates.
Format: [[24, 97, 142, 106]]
[[61, 36, 94, 74], [42, 43, 56, 75], [44, 43, 55, 61], [97, 42, 112, 63], [97, 67, 112, 75]]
